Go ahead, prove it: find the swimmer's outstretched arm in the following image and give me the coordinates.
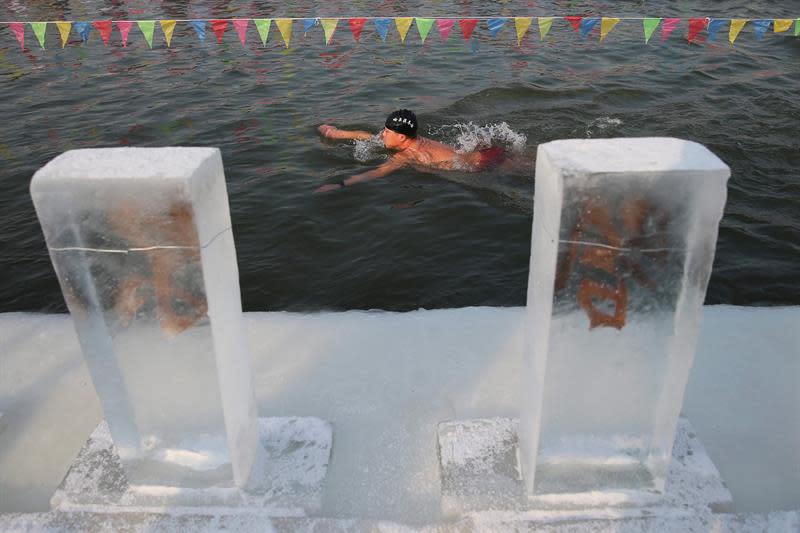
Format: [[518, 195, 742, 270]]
[[314, 158, 405, 193], [318, 124, 375, 141]]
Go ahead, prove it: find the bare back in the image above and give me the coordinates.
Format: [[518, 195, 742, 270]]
[[393, 136, 480, 171]]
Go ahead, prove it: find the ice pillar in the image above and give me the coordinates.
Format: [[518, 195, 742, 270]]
[[520, 138, 729, 496], [31, 148, 263, 489]]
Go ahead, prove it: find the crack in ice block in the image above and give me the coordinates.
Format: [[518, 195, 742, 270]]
[[520, 138, 730, 496], [31, 147, 264, 490]]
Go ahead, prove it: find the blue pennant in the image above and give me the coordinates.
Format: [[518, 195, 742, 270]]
[[303, 18, 319, 34], [487, 18, 508, 38], [706, 19, 726, 41], [74, 21, 91, 42], [190, 20, 206, 42], [373, 18, 391, 42], [751, 19, 770, 40], [580, 17, 600, 39]]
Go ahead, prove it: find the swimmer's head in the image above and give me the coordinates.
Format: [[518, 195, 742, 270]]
[[384, 109, 418, 138]]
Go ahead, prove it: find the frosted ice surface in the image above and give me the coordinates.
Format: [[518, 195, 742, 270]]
[[521, 138, 730, 496], [30, 148, 261, 489]]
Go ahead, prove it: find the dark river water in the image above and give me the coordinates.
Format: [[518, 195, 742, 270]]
[[1, 1, 798, 313]]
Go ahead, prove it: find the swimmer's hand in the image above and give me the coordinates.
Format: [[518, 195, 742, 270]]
[[318, 124, 340, 139], [314, 183, 345, 194], [318, 124, 375, 141]]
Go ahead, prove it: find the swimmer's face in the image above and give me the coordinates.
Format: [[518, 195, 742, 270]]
[[381, 128, 406, 149]]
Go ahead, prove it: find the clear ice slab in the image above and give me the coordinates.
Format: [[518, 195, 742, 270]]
[[30, 148, 263, 489], [520, 138, 730, 496]]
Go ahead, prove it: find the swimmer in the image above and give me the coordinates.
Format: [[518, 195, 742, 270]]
[[314, 109, 506, 193]]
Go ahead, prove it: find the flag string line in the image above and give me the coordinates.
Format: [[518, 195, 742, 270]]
[[1, 16, 796, 23], [46, 226, 232, 255]]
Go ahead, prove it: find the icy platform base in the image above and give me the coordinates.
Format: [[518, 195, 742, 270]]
[[51, 417, 332, 515], [438, 417, 732, 518]]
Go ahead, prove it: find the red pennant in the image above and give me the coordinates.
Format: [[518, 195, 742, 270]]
[[93, 20, 113, 46], [117, 21, 133, 47], [348, 18, 366, 42], [687, 18, 708, 43], [459, 19, 478, 40], [565, 16, 583, 32], [211, 19, 228, 43]]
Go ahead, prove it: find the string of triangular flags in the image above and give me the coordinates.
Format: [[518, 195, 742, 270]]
[[4, 17, 799, 50]]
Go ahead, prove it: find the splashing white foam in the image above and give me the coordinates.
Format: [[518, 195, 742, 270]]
[[586, 117, 623, 138], [429, 122, 528, 154], [352, 134, 385, 163]]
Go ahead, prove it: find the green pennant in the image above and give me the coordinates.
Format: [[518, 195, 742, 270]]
[[137, 20, 155, 48], [643, 18, 661, 43], [416, 18, 434, 43], [254, 18, 271, 45], [31, 22, 47, 49]]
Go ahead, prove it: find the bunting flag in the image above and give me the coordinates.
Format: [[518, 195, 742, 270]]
[[580, 17, 600, 39], [416, 18, 434, 43], [9, 23, 24, 50], [233, 19, 249, 46], [56, 21, 71, 47], [31, 22, 47, 49], [117, 21, 132, 47], [707, 19, 726, 41], [687, 18, 708, 43], [514, 17, 532, 44], [643, 18, 660, 43], [190, 20, 206, 42], [774, 19, 793, 33], [74, 21, 91, 42], [796, 18, 800, 36], [275, 19, 292, 47], [752, 19, 771, 40], [137, 21, 154, 48], [395, 17, 413, 43], [437, 19, 454, 42], [374, 18, 391, 42], [160, 20, 176, 47], [538, 17, 554, 40], [565, 16, 582, 33], [600, 17, 619, 42], [321, 18, 338, 44], [729, 19, 746, 44], [254, 19, 271, 45], [348, 18, 366, 42], [661, 18, 680, 42], [487, 18, 507, 38], [303, 18, 318, 34], [93, 20, 112, 45], [459, 19, 478, 40], [211, 20, 227, 43]]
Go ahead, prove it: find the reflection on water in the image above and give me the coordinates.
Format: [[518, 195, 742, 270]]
[[1, 0, 799, 312]]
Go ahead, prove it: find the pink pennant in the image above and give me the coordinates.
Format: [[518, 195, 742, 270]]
[[687, 18, 708, 43], [565, 16, 583, 32], [117, 21, 133, 47], [211, 19, 228, 43], [233, 19, 249, 46], [437, 19, 454, 41], [459, 19, 478, 40], [93, 20, 113, 46], [9, 22, 24, 50], [661, 18, 680, 42], [348, 18, 366, 42]]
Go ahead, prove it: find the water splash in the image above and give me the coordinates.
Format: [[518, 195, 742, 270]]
[[428, 122, 528, 154], [352, 134, 385, 163], [586, 117, 623, 138]]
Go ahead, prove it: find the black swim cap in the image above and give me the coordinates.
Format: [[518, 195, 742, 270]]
[[385, 109, 418, 138]]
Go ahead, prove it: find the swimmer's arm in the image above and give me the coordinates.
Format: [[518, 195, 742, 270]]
[[318, 124, 375, 141], [313, 158, 405, 193]]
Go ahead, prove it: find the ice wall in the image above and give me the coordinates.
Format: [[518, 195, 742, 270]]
[[520, 138, 729, 496], [30, 148, 263, 489]]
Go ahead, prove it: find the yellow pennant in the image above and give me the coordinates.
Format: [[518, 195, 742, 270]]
[[774, 19, 793, 33], [600, 17, 620, 42], [729, 19, 747, 43], [395, 17, 413, 43], [160, 20, 176, 47], [515, 17, 532, 45], [538, 17, 554, 40], [275, 19, 292, 47], [56, 21, 71, 48], [321, 18, 338, 44]]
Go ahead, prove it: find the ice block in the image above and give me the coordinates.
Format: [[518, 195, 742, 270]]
[[30, 148, 263, 489], [520, 138, 730, 496]]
